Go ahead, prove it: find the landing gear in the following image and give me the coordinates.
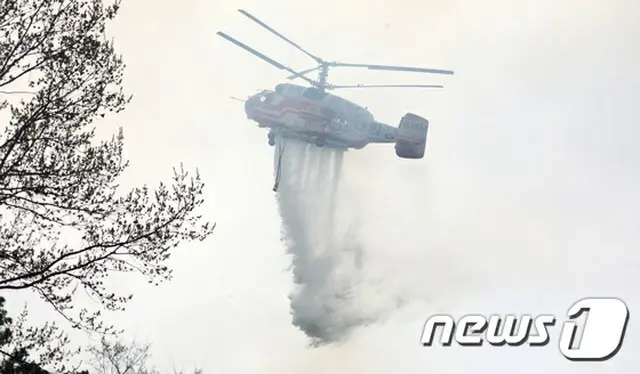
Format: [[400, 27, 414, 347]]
[[268, 132, 275, 146], [315, 137, 326, 147]]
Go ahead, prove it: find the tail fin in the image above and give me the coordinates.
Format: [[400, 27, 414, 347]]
[[395, 113, 429, 159]]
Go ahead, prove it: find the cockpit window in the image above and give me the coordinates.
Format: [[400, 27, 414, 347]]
[[259, 92, 274, 103]]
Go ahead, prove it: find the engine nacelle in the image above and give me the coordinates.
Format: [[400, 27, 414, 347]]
[[395, 113, 429, 159]]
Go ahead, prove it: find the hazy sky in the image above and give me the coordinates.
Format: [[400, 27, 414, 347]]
[[9, 0, 640, 373]]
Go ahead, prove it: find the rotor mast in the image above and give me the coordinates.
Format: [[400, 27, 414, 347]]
[[318, 64, 329, 90], [217, 9, 454, 93]]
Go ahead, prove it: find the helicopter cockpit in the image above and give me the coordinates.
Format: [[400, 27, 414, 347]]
[[257, 90, 275, 103], [244, 90, 274, 117]]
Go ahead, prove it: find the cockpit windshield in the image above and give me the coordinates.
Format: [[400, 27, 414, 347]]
[[246, 91, 273, 114], [257, 90, 274, 103]]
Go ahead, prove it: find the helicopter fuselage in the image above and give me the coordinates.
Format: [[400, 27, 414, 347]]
[[244, 83, 398, 149]]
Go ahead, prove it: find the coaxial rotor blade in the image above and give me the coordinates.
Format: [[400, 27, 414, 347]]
[[333, 62, 454, 75], [217, 32, 316, 86], [286, 65, 322, 80], [237, 9, 323, 63], [330, 84, 444, 89]]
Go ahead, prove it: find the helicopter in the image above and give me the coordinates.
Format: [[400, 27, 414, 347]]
[[217, 9, 454, 191]]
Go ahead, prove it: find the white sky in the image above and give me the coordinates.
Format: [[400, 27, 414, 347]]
[[6, 0, 640, 373]]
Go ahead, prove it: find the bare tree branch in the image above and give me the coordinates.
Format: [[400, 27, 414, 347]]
[[0, 0, 216, 368], [87, 338, 159, 374]]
